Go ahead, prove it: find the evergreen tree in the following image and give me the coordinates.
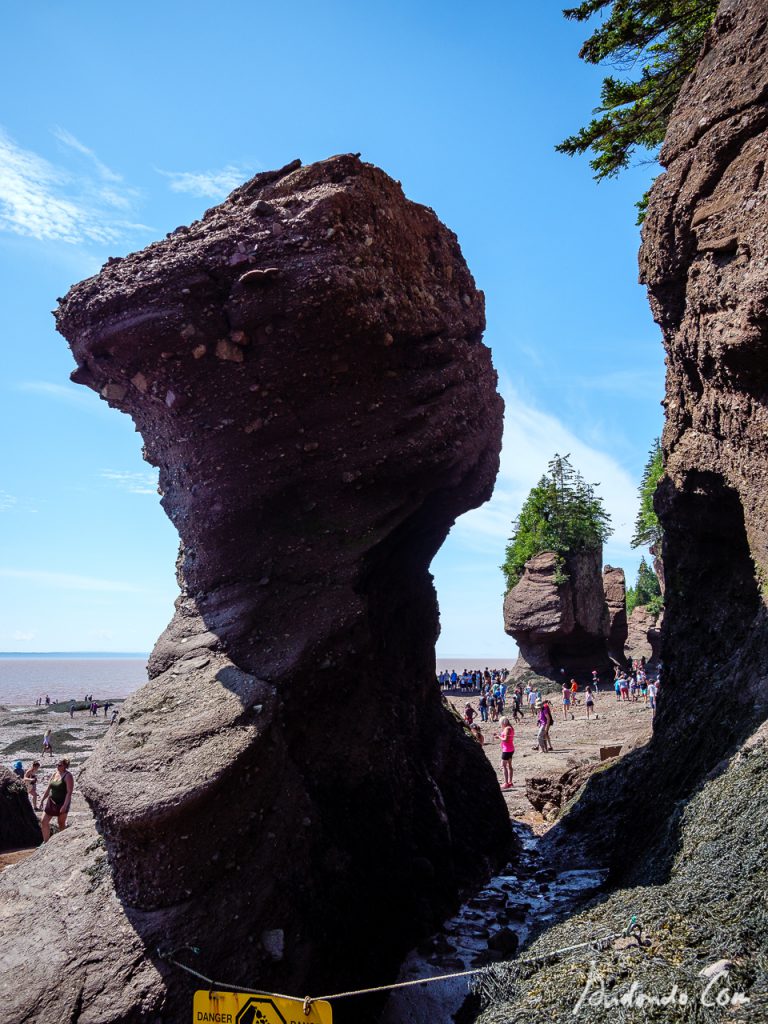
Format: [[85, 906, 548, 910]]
[[557, 0, 719, 217], [631, 438, 664, 549], [501, 454, 612, 591], [626, 556, 663, 616]]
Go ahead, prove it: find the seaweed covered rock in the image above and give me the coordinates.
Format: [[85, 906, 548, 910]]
[[12, 154, 511, 1022], [0, 766, 41, 851], [503, 549, 611, 680]]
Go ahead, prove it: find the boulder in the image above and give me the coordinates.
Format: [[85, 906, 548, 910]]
[[504, 549, 611, 681], [1, 155, 511, 1022], [525, 759, 604, 817], [0, 767, 41, 851]]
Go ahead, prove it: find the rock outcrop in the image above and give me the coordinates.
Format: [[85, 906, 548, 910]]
[[542, 0, 768, 873], [625, 604, 663, 672], [1, 155, 511, 1022], [602, 565, 629, 668], [503, 549, 612, 681], [0, 767, 41, 851]]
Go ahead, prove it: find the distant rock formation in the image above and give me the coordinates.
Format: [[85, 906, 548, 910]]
[[8, 154, 512, 1022], [503, 549, 612, 680], [603, 565, 629, 669], [625, 605, 663, 673], [0, 767, 41, 851]]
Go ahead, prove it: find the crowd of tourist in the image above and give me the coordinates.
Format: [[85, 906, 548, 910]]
[[442, 659, 660, 791]]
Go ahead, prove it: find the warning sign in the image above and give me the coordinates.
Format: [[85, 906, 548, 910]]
[[193, 990, 332, 1024]]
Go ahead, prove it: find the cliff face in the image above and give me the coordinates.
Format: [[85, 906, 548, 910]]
[[503, 549, 613, 680], [640, 0, 768, 737], [543, 0, 768, 870], [2, 155, 511, 1022]]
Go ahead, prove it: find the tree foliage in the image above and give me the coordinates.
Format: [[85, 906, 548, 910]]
[[626, 555, 663, 616], [557, 0, 719, 201], [631, 437, 664, 549], [501, 454, 613, 591]]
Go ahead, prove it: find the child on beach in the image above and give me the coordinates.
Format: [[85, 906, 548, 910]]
[[24, 761, 41, 810], [41, 730, 54, 757]]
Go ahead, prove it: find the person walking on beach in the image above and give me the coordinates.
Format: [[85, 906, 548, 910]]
[[542, 700, 554, 750], [39, 759, 74, 841], [24, 761, 41, 810], [495, 716, 515, 789], [585, 685, 595, 719], [562, 683, 572, 720], [41, 729, 54, 757], [69, 700, 76, 719]]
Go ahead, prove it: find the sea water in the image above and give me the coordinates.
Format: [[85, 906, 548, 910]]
[[0, 654, 148, 706]]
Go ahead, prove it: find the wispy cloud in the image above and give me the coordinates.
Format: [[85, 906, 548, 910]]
[[573, 367, 664, 396], [0, 491, 17, 512], [11, 630, 36, 642], [0, 568, 140, 592], [451, 384, 639, 562], [157, 164, 252, 199], [101, 470, 158, 495], [0, 125, 149, 244], [16, 381, 105, 412]]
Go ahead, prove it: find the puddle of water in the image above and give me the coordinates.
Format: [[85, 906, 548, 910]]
[[378, 825, 608, 1024]]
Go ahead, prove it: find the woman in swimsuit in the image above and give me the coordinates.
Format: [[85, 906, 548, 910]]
[[39, 759, 74, 841], [24, 760, 41, 810]]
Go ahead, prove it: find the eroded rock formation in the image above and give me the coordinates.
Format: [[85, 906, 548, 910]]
[[0, 767, 41, 851], [602, 565, 629, 668], [543, 0, 768, 871], [625, 604, 662, 672], [503, 549, 612, 680], [1, 155, 511, 1022]]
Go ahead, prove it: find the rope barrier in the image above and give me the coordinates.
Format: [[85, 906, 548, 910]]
[[158, 918, 644, 1013]]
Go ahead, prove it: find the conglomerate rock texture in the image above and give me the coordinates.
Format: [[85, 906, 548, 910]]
[[1, 155, 511, 1023], [542, 0, 768, 872], [503, 549, 612, 681], [625, 604, 662, 672]]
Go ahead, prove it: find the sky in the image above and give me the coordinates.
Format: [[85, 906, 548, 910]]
[[0, 1, 663, 656]]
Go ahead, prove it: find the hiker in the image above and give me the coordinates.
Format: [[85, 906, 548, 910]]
[[40, 758, 74, 841], [478, 691, 488, 722], [464, 703, 476, 726], [42, 729, 54, 757], [495, 716, 515, 789], [570, 679, 579, 705], [24, 761, 41, 810]]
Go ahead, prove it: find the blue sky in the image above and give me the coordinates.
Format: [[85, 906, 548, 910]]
[[0, 1, 663, 656]]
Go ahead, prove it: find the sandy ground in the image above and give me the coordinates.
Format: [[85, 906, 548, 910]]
[[445, 687, 654, 831], [2, 688, 653, 865]]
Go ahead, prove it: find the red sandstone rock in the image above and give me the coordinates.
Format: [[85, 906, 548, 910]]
[[603, 565, 629, 669], [503, 549, 612, 680], [0, 767, 41, 851], [0, 155, 510, 1022]]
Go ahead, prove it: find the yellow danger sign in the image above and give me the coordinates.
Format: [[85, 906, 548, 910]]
[[193, 990, 332, 1024]]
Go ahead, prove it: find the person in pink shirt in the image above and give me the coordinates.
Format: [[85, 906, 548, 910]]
[[495, 716, 515, 789]]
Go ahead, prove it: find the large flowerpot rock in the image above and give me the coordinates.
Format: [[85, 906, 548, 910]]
[[0, 155, 511, 1023]]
